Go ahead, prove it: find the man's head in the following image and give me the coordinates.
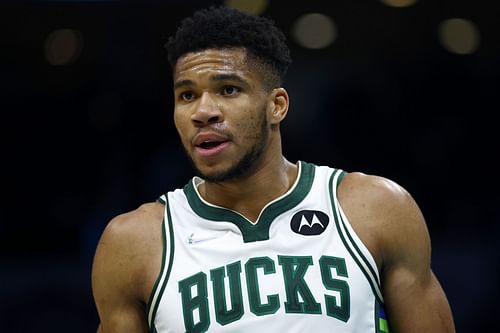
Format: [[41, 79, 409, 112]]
[[166, 6, 291, 89], [167, 7, 292, 182]]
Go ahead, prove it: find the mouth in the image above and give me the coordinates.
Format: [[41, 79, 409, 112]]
[[197, 140, 226, 150], [194, 138, 230, 158]]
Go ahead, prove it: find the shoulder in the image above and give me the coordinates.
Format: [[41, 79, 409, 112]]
[[103, 202, 164, 241], [338, 171, 416, 215], [92, 202, 165, 301], [337, 172, 421, 227], [337, 172, 429, 267], [97, 201, 165, 271], [336, 171, 455, 332], [98, 202, 164, 258]]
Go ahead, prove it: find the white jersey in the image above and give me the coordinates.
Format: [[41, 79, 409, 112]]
[[148, 161, 390, 333]]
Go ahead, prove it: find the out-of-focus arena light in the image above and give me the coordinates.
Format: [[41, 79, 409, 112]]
[[380, 0, 418, 8], [44, 29, 83, 66], [224, 0, 269, 15], [438, 18, 480, 55], [292, 13, 337, 50]]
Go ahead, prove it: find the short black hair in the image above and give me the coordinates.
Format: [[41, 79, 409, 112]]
[[165, 6, 292, 88]]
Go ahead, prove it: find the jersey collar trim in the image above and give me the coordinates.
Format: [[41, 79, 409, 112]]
[[183, 161, 315, 243]]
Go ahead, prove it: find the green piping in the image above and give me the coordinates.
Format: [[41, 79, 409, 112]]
[[147, 196, 175, 331], [183, 161, 315, 243], [328, 169, 383, 305]]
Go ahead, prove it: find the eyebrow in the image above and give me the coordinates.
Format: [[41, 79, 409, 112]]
[[174, 79, 195, 90], [210, 73, 248, 86], [173, 73, 249, 90]]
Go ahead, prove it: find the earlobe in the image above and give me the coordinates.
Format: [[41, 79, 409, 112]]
[[269, 88, 289, 125]]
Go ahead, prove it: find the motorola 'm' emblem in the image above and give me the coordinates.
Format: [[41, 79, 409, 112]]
[[290, 210, 329, 236]]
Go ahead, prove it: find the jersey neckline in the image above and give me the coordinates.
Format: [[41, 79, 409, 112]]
[[183, 161, 315, 243]]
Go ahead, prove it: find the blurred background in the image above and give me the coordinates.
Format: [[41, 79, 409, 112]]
[[1, 0, 499, 331]]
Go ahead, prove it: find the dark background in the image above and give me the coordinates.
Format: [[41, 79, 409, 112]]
[[1, 0, 499, 332]]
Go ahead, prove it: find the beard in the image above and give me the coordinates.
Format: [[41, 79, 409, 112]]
[[184, 112, 268, 183]]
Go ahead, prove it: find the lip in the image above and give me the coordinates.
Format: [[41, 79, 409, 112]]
[[192, 131, 231, 158], [194, 141, 230, 157], [193, 131, 230, 147]]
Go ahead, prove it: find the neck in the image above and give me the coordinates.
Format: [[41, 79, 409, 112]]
[[198, 156, 299, 223]]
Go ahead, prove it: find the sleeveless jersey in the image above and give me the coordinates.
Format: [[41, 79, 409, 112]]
[[147, 161, 390, 333]]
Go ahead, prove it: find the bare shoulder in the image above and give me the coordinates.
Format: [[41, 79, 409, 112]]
[[97, 202, 164, 264], [338, 174, 456, 332], [338, 171, 424, 228], [339, 172, 414, 211], [102, 202, 164, 245], [337, 172, 429, 268], [92, 201, 165, 302]]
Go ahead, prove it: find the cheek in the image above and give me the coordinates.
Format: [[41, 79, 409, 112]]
[[236, 110, 265, 141], [174, 110, 189, 141]]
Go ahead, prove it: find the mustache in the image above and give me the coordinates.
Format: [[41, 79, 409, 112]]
[[194, 123, 233, 140]]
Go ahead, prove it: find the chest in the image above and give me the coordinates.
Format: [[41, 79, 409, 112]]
[[151, 202, 377, 332], [147, 165, 384, 332]]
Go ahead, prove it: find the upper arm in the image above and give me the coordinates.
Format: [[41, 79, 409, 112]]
[[340, 173, 455, 333], [91, 211, 153, 333], [378, 180, 455, 333]]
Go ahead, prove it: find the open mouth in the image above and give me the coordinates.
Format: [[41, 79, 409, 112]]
[[194, 140, 230, 157], [193, 132, 230, 156], [198, 141, 224, 149]]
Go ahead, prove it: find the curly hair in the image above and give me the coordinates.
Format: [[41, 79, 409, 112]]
[[165, 6, 292, 88]]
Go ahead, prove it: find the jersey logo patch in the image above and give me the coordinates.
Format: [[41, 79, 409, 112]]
[[290, 210, 329, 235]]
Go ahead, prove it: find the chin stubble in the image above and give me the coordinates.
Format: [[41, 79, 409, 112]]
[[184, 112, 268, 182]]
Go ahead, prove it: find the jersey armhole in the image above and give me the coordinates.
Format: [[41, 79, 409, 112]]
[[147, 194, 175, 331], [329, 169, 385, 304], [156, 195, 167, 205]]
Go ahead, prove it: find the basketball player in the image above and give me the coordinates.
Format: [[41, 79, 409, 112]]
[[92, 6, 455, 333]]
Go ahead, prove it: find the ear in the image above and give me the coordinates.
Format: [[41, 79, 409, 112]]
[[267, 88, 289, 125]]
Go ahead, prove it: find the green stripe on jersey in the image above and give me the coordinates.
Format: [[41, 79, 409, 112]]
[[328, 169, 383, 304], [147, 196, 175, 331]]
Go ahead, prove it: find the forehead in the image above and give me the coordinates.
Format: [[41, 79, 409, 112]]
[[174, 48, 258, 82]]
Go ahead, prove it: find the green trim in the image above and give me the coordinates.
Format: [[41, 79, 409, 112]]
[[183, 161, 315, 243], [147, 196, 176, 332], [338, 209, 380, 286], [335, 175, 383, 299], [156, 194, 166, 205], [146, 219, 166, 330], [328, 169, 383, 305]]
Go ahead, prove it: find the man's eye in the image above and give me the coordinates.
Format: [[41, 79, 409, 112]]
[[221, 86, 240, 96], [180, 92, 195, 101]]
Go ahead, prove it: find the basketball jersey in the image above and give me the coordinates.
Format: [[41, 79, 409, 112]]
[[147, 161, 390, 333]]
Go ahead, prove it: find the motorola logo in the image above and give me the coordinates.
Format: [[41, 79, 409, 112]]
[[290, 210, 330, 236]]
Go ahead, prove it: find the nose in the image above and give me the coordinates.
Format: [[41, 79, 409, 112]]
[[191, 92, 223, 126]]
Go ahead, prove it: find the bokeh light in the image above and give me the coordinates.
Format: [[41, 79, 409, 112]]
[[292, 13, 337, 49], [380, 0, 418, 8], [438, 18, 480, 55], [44, 28, 83, 66]]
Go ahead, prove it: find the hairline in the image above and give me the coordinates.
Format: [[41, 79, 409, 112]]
[[173, 46, 281, 91]]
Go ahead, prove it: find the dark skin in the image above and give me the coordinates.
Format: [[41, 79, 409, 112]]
[[92, 48, 455, 332]]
